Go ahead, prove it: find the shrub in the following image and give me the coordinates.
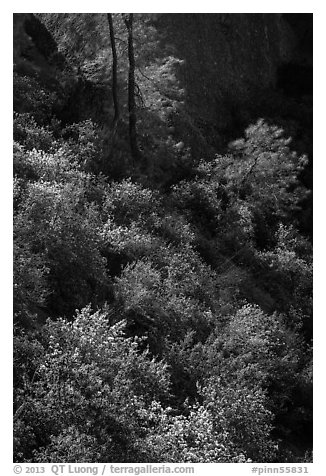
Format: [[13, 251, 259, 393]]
[[103, 178, 161, 225], [14, 306, 170, 462], [142, 378, 275, 462], [13, 73, 58, 123], [14, 113, 58, 152], [14, 180, 108, 316]]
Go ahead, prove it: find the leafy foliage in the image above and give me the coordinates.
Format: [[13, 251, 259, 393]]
[[13, 13, 312, 464], [14, 307, 170, 462]]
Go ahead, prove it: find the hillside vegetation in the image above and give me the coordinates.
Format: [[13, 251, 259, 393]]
[[13, 13, 313, 463]]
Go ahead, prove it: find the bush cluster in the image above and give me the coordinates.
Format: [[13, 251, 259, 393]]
[[13, 34, 312, 463]]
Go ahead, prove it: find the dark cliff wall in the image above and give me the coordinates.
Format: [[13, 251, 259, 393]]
[[155, 14, 296, 131], [277, 14, 313, 98], [13, 13, 63, 82]]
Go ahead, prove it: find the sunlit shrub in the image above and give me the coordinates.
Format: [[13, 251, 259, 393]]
[[13, 73, 58, 123], [14, 306, 170, 462], [14, 113, 58, 152], [14, 180, 108, 316], [103, 178, 161, 225]]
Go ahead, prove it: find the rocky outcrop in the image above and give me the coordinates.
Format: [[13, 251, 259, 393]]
[[155, 14, 296, 128], [13, 14, 64, 82]]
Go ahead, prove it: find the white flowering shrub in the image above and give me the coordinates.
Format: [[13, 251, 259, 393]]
[[14, 306, 170, 462]]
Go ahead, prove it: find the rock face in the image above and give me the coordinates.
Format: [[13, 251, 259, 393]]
[[13, 14, 63, 80], [277, 14, 313, 98], [155, 14, 296, 128]]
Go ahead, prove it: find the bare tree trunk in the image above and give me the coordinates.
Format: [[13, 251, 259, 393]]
[[107, 13, 119, 127], [124, 13, 140, 161]]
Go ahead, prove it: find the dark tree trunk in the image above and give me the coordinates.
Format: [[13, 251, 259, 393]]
[[107, 13, 119, 127], [124, 13, 140, 161]]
